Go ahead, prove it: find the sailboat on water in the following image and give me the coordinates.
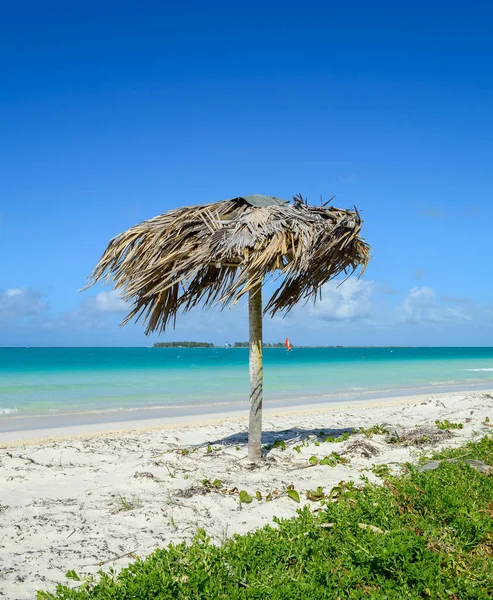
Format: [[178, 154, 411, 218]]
[[285, 337, 292, 352]]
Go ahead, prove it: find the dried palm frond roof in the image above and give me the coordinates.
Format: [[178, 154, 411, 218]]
[[85, 194, 370, 334]]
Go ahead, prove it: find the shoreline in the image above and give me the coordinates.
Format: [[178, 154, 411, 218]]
[[1, 387, 493, 447], [3, 381, 493, 425]]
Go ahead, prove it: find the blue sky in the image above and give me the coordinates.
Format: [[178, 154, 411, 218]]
[[1, 1, 492, 346]]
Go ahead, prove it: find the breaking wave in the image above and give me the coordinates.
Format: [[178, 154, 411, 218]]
[[0, 407, 19, 415]]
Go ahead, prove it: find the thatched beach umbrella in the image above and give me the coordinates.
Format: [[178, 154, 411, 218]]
[[85, 194, 370, 461]]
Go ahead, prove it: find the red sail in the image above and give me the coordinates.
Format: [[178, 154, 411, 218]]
[[285, 337, 292, 351]]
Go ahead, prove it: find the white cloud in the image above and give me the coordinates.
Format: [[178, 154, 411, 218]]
[[378, 281, 400, 296], [283, 279, 376, 326], [0, 287, 128, 333], [0, 288, 48, 322], [311, 279, 376, 322], [58, 300, 104, 330], [5, 288, 24, 297], [94, 291, 127, 313], [59, 291, 128, 329], [398, 286, 472, 324], [1, 281, 488, 346]]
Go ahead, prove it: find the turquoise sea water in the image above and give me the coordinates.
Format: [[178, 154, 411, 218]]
[[1, 347, 493, 429]]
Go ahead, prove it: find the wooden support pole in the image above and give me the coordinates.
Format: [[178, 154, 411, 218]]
[[247, 282, 263, 462]]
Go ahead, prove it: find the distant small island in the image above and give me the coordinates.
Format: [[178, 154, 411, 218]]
[[153, 342, 406, 349], [232, 342, 285, 348], [153, 342, 214, 348], [152, 341, 284, 348]]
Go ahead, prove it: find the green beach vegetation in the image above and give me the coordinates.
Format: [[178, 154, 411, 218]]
[[38, 435, 493, 599]]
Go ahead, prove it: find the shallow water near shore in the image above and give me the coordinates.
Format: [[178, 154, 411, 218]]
[[1, 347, 493, 430]]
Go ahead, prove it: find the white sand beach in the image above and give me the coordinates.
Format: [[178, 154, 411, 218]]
[[1, 390, 493, 599]]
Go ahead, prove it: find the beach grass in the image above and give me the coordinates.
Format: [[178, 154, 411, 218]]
[[37, 435, 493, 600]]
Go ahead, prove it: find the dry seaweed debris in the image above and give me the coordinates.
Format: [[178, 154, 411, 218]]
[[387, 426, 453, 447], [343, 440, 380, 458], [83, 194, 370, 334]]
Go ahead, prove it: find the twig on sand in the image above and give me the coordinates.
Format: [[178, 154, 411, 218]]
[[289, 463, 316, 471], [82, 550, 137, 568]]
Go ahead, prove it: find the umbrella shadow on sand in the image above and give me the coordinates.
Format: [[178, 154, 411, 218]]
[[203, 426, 356, 454]]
